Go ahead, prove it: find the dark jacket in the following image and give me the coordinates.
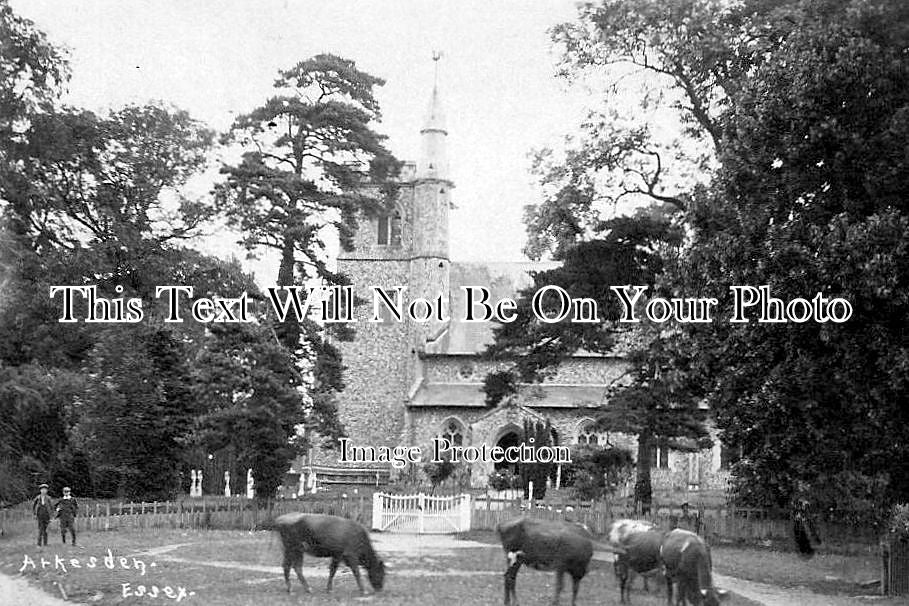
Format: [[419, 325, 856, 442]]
[[33, 495, 54, 520], [55, 496, 78, 522]]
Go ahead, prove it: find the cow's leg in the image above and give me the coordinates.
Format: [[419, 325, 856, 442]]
[[344, 555, 367, 596], [327, 558, 340, 592], [293, 554, 312, 594], [569, 573, 583, 606], [550, 570, 564, 606], [503, 560, 521, 606], [665, 573, 674, 606]]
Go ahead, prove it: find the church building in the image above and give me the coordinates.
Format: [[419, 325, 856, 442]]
[[295, 71, 732, 496]]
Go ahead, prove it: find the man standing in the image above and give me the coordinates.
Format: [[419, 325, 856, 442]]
[[55, 486, 78, 545], [32, 484, 53, 547]]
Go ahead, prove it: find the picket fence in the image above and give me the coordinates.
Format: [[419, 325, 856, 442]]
[[371, 492, 471, 533]]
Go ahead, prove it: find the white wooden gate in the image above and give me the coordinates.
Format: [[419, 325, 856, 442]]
[[371, 493, 471, 533]]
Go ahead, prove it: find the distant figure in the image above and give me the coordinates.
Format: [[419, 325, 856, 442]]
[[792, 497, 821, 557], [56, 486, 78, 545], [32, 484, 53, 546]]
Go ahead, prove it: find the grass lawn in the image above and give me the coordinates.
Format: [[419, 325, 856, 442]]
[[711, 544, 883, 595], [0, 524, 764, 606]]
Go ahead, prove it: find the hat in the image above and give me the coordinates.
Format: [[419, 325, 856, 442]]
[[39, 483, 48, 489]]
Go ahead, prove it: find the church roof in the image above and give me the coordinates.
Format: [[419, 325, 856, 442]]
[[424, 261, 559, 355]]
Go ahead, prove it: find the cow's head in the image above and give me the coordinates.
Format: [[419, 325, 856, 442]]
[[368, 558, 386, 591], [701, 587, 729, 605]]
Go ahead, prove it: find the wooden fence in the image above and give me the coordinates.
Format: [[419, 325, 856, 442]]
[[883, 539, 909, 595], [0, 494, 372, 535], [470, 496, 880, 549]]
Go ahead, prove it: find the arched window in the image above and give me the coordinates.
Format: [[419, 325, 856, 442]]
[[577, 422, 605, 446], [650, 439, 670, 469], [377, 209, 403, 246], [441, 419, 464, 447]]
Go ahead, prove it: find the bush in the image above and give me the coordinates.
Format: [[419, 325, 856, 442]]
[[562, 444, 634, 500], [888, 504, 909, 541], [488, 470, 519, 491]]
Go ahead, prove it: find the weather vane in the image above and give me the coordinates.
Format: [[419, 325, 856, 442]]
[[432, 50, 443, 87]]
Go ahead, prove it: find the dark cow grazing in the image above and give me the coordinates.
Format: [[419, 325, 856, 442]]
[[272, 513, 385, 596], [659, 529, 727, 606], [608, 519, 665, 604], [497, 517, 604, 606]]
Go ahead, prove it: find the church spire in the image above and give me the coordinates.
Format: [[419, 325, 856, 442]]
[[417, 51, 449, 180]]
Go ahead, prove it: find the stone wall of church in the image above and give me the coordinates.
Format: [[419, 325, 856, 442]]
[[335, 256, 413, 452], [422, 355, 628, 384], [407, 406, 731, 493]]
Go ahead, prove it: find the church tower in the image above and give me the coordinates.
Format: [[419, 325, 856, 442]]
[[333, 57, 453, 454], [410, 52, 452, 345]]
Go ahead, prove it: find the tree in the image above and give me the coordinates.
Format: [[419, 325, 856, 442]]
[[215, 54, 400, 448], [563, 444, 634, 501], [71, 326, 197, 500], [674, 0, 909, 511], [486, 209, 708, 511], [193, 322, 309, 499]]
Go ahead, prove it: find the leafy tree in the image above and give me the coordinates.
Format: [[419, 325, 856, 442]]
[[674, 0, 909, 511], [563, 444, 634, 501], [487, 209, 707, 511], [193, 322, 309, 499], [215, 54, 400, 449], [72, 326, 197, 500]]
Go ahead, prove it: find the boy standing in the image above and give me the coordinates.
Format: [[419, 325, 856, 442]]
[[55, 486, 78, 545], [32, 484, 53, 546]]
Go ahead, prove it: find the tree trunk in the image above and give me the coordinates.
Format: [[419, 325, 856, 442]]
[[275, 236, 300, 350], [635, 429, 654, 515]]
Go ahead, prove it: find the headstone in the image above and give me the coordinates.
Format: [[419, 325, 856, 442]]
[[246, 468, 254, 499], [224, 470, 231, 497]]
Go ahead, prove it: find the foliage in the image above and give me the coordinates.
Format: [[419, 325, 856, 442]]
[[192, 322, 308, 499], [482, 370, 517, 407], [888, 504, 909, 542], [513, 0, 909, 517], [423, 453, 456, 494], [487, 470, 520, 491], [562, 444, 634, 501]]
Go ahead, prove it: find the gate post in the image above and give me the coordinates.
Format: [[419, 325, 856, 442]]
[[372, 492, 383, 531], [419, 493, 425, 534], [460, 494, 472, 532]]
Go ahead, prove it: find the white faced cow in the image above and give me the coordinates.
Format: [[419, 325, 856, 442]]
[[659, 529, 728, 606]]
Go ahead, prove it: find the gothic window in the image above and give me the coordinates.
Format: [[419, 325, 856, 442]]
[[650, 440, 670, 469], [441, 420, 464, 447], [377, 216, 388, 245], [577, 422, 605, 446], [377, 209, 402, 246]]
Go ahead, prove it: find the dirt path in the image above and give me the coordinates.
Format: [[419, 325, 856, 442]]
[[0, 571, 85, 606]]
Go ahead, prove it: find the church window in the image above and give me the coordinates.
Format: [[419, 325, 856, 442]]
[[377, 210, 403, 247], [441, 420, 464, 447], [577, 422, 606, 446], [650, 440, 670, 469], [377, 216, 389, 245]]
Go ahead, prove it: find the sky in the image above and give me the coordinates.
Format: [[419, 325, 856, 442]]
[[11, 0, 598, 283]]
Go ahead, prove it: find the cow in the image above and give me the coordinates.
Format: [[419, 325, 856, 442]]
[[659, 528, 727, 606], [497, 517, 616, 606], [608, 519, 665, 604], [272, 512, 385, 596]]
